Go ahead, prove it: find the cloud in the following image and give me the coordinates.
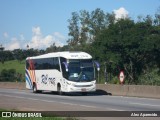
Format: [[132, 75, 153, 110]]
[[20, 34, 25, 41], [27, 26, 65, 49], [28, 34, 52, 49], [32, 26, 41, 36], [5, 37, 21, 50], [53, 32, 65, 40], [113, 7, 129, 20], [3, 32, 9, 38], [4, 26, 66, 50]]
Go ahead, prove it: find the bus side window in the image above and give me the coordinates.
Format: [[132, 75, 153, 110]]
[[61, 63, 68, 79], [26, 60, 29, 70], [60, 57, 68, 79], [53, 58, 60, 71]]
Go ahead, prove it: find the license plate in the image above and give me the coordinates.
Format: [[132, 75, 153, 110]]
[[81, 88, 86, 92]]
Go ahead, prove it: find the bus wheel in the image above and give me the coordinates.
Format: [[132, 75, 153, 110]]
[[33, 84, 37, 93], [33, 84, 42, 93], [57, 84, 63, 95]]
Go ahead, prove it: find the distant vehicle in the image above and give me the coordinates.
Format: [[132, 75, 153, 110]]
[[25, 51, 100, 95]]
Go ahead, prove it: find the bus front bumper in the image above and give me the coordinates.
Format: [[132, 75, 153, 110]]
[[66, 84, 96, 92]]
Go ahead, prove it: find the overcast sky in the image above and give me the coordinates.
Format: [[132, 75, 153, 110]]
[[0, 0, 159, 50]]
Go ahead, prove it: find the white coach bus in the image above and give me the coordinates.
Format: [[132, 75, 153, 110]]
[[25, 51, 100, 95]]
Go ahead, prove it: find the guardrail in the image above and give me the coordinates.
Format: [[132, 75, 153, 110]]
[[0, 82, 160, 99]]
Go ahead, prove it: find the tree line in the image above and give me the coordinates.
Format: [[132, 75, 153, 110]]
[[0, 8, 160, 85], [67, 8, 160, 85]]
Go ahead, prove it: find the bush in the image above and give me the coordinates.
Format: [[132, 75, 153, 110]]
[[139, 68, 160, 86], [0, 69, 16, 82]]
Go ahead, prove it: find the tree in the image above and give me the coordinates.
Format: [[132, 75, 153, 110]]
[[67, 9, 115, 51], [89, 8, 108, 42], [46, 43, 58, 53], [92, 16, 160, 84], [0, 44, 4, 51], [67, 12, 80, 49], [79, 10, 90, 45], [12, 49, 25, 62]]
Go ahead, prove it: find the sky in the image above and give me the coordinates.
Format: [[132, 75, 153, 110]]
[[0, 0, 159, 50]]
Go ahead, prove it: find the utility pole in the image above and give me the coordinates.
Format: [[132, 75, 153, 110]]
[[104, 62, 108, 84]]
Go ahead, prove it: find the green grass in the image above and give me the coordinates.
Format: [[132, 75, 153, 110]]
[[0, 60, 25, 76]]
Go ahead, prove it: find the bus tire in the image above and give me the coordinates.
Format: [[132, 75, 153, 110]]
[[57, 84, 63, 95], [33, 83, 42, 93], [33, 83, 37, 93]]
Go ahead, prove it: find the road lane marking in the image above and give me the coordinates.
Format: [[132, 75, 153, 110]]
[[58, 102, 78, 106], [105, 108, 124, 111], [0, 94, 99, 109], [79, 104, 98, 109], [0, 94, 71, 104], [129, 102, 160, 107], [0, 94, 99, 108], [0, 94, 124, 111]]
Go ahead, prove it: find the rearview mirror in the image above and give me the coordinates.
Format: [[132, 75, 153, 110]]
[[94, 61, 100, 71], [62, 62, 68, 72]]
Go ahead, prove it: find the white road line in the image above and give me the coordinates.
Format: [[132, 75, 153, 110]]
[[79, 105, 124, 111], [0, 94, 124, 111], [109, 95, 159, 101], [79, 104, 98, 109], [0, 94, 51, 102], [58, 102, 78, 106], [0, 94, 97, 108], [129, 102, 160, 107], [0, 94, 73, 104], [105, 108, 124, 111], [0, 94, 98, 109], [0, 90, 74, 100]]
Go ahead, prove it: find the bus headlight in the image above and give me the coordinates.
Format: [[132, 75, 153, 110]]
[[92, 80, 96, 84]]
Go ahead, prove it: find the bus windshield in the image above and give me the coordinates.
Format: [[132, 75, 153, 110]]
[[68, 59, 94, 82]]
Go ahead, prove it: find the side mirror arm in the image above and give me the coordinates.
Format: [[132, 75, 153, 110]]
[[93, 61, 100, 71], [62, 62, 68, 72]]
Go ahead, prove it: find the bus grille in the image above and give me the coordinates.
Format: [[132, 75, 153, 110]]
[[74, 84, 93, 87]]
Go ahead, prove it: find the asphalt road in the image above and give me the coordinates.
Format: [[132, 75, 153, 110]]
[[0, 88, 160, 119]]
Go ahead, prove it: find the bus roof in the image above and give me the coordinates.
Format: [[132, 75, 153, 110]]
[[26, 51, 92, 60]]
